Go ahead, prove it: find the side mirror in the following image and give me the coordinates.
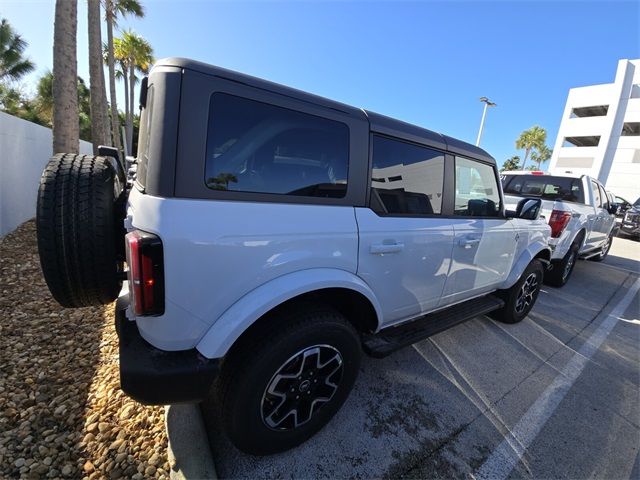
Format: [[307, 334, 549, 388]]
[[607, 204, 619, 215], [508, 198, 542, 220]]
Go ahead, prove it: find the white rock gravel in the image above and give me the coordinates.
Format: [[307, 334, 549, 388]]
[[0, 220, 171, 479]]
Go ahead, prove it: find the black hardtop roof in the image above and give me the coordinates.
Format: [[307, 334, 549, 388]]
[[156, 57, 495, 165]]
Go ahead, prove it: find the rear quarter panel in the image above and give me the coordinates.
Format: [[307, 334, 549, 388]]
[[127, 188, 359, 350]]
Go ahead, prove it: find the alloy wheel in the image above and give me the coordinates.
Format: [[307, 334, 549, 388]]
[[563, 251, 576, 281], [515, 272, 539, 314], [261, 345, 344, 431]]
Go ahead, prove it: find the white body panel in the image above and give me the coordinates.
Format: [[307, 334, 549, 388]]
[[354, 208, 454, 326], [441, 219, 516, 305], [127, 188, 551, 358], [127, 188, 359, 350]]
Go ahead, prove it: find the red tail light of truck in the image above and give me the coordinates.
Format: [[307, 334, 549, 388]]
[[548, 210, 572, 238]]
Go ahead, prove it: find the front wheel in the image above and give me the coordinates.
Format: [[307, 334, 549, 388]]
[[213, 304, 361, 455], [491, 260, 544, 324]]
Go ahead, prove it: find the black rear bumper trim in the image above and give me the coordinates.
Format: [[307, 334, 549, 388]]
[[116, 297, 219, 405]]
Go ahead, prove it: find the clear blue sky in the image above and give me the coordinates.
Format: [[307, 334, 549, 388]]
[[3, 0, 639, 165]]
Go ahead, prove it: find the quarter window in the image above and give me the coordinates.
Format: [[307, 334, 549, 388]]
[[454, 157, 501, 216], [205, 93, 349, 198], [370, 136, 444, 215]]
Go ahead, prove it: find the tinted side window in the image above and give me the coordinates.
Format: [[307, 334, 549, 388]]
[[597, 184, 608, 209], [136, 84, 154, 187], [454, 157, 501, 216], [591, 180, 602, 207], [205, 93, 349, 198], [370, 136, 444, 215]]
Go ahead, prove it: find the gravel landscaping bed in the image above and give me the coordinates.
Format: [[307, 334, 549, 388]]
[[1, 220, 170, 479]]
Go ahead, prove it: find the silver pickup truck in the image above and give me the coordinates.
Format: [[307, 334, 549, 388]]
[[501, 171, 617, 287]]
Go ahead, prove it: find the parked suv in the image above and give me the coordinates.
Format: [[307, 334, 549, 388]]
[[620, 197, 640, 239], [37, 58, 551, 455], [502, 171, 617, 287]]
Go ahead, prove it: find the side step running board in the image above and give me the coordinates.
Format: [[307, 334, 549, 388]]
[[362, 295, 505, 358]]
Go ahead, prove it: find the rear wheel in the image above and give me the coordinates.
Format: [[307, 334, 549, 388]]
[[213, 304, 361, 455], [491, 260, 544, 324], [36, 153, 125, 307], [589, 232, 613, 262], [545, 243, 579, 287]]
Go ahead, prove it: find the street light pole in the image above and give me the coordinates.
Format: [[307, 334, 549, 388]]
[[476, 96, 496, 146]]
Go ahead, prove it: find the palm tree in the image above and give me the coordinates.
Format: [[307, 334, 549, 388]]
[[501, 155, 521, 172], [515, 126, 546, 170], [127, 34, 153, 151], [531, 144, 552, 170], [88, 0, 110, 152], [103, 0, 144, 153], [52, 0, 79, 154], [114, 30, 153, 152], [0, 18, 35, 84]]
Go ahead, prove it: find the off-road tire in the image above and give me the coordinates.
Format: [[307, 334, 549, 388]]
[[589, 232, 613, 262], [491, 259, 544, 324], [213, 303, 361, 455], [545, 243, 579, 287], [36, 153, 124, 307]]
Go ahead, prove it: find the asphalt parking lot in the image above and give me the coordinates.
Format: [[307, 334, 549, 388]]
[[202, 237, 639, 479]]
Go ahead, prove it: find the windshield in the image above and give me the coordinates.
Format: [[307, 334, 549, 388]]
[[634, 197, 640, 207]]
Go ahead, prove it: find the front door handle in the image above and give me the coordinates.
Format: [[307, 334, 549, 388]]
[[370, 242, 404, 254], [458, 237, 481, 248]]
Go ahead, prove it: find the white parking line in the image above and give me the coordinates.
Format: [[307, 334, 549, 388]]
[[474, 278, 640, 480]]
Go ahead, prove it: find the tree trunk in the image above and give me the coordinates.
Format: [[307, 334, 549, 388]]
[[53, 0, 79, 154], [122, 63, 129, 154], [106, 2, 122, 152], [127, 62, 135, 153], [87, 0, 109, 153], [522, 148, 530, 170]]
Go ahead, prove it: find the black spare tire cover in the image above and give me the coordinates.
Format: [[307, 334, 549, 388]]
[[36, 153, 125, 307]]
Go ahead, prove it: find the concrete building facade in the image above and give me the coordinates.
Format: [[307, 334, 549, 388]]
[[548, 58, 640, 202]]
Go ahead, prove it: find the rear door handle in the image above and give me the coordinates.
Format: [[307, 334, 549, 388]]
[[370, 242, 404, 254]]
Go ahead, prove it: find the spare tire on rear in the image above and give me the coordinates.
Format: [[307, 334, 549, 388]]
[[36, 153, 125, 307]]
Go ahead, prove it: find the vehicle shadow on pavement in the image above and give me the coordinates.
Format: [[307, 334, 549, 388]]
[[603, 253, 640, 274], [0, 221, 170, 479]]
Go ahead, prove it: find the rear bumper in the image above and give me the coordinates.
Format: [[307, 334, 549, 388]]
[[116, 295, 220, 405]]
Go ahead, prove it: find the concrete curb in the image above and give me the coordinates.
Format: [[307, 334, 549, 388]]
[[165, 405, 217, 480]]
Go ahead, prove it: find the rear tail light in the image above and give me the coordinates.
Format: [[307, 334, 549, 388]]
[[530, 171, 545, 175], [125, 230, 164, 316], [548, 210, 572, 238]]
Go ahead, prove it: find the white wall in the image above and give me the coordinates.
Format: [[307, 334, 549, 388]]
[[0, 111, 92, 237], [549, 59, 640, 202]]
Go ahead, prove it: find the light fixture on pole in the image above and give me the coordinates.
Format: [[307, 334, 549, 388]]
[[476, 96, 497, 146]]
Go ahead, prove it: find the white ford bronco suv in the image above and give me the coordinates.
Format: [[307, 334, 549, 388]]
[[502, 171, 617, 287], [36, 58, 551, 455]]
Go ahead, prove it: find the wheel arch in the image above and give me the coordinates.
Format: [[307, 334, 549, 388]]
[[499, 242, 551, 290], [572, 228, 587, 249], [196, 268, 382, 359]]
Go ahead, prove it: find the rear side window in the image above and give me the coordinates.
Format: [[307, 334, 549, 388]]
[[502, 175, 585, 203], [454, 157, 501, 217], [135, 84, 154, 187], [205, 93, 349, 198], [369, 135, 444, 215], [591, 180, 603, 207]]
